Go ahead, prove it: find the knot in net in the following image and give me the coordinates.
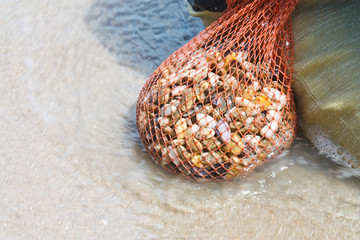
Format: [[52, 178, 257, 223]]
[[136, 0, 299, 182]]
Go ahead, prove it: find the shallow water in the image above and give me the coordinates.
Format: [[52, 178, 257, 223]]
[[1, 0, 359, 239]]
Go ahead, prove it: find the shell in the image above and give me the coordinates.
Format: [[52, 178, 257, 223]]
[[235, 97, 255, 109], [191, 154, 203, 168], [170, 138, 185, 147], [158, 117, 170, 127], [175, 118, 187, 139], [160, 104, 176, 117], [196, 114, 217, 129], [215, 119, 231, 143], [158, 87, 171, 105], [244, 135, 261, 148], [225, 107, 247, 122], [249, 81, 260, 92], [180, 88, 195, 112], [266, 110, 282, 123], [236, 51, 248, 63], [261, 121, 279, 139], [172, 85, 187, 96], [208, 72, 220, 86], [255, 94, 271, 111], [177, 145, 191, 161], [185, 129, 203, 153], [201, 137, 223, 151], [202, 152, 221, 165], [263, 87, 287, 107], [245, 117, 254, 127], [222, 140, 244, 156], [195, 128, 215, 140]]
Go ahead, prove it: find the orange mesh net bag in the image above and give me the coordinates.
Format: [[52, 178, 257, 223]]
[[136, 0, 298, 182]]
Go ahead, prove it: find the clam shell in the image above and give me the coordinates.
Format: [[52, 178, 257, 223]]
[[167, 72, 182, 85], [177, 145, 191, 161], [161, 104, 176, 117], [166, 145, 181, 165], [158, 117, 170, 127], [191, 154, 203, 168], [261, 121, 279, 139], [249, 81, 260, 92], [172, 85, 187, 96], [235, 97, 255, 109], [202, 137, 223, 151], [222, 140, 244, 156], [225, 107, 247, 122], [190, 124, 200, 134], [180, 88, 195, 112], [215, 119, 231, 143], [208, 72, 220, 86], [266, 110, 282, 123], [158, 87, 171, 105], [202, 152, 221, 165], [236, 51, 248, 63], [245, 117, 254, 127], [196, 114, 217, 129], [175, 118, 187, 139], [170, 138, 185, 147], [263, 87, 287, 107], [185, 129, 203, 152], [195, 127, 215, 140], [244, 135, 261, 148]]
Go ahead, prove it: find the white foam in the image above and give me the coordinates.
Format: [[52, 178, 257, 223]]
[[303, 125, 360, 178]]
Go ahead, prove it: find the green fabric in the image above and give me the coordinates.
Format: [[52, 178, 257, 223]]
[[189, 0, 360, 164], [292, 0, 360, 163]]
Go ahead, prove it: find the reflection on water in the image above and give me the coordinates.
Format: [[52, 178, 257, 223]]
[[86, 0, 203, 75], [80, 0, 360, 238]]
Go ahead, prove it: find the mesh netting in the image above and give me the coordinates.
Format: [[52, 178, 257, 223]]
[[136, 0, 298, 182]]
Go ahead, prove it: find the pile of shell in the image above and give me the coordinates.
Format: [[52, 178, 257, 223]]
[[137, 47, 296, 181]]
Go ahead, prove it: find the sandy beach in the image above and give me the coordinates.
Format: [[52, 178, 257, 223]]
[[1, 0, 359, 239]]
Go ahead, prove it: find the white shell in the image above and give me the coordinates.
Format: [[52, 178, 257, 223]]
[[266, 110, 282, 123], [249, 81, 260, 92], [235, 97, 254, 109], [170, 99, 180, 108], [241, 157, 251, 166], [196, 114, 217, 129], [161, 104, 176, 117], [194, 65, 208, 80], [208, 72, 220, 86], [242, 61, 255, 72], [244, 135, 261, 148], [245, 117, 254, 127], [236, 51, 248, 63], [215, 119, 231, 143], [183, 62, 194, 72], [190, 124, 200, 134], [261, 121, 279, 139], [167, 72, 181, 85], [184, 69, 197, 78], [168, 145, 177, 159], [172, 86, 187, 96], [245, 72, 256, 81], [263, 87, 287, 107], [195, 128, 215, 140], [158, 117, 170, 127], [225, 107, 247, 122]]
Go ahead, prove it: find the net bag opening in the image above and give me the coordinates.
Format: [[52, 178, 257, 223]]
[[136, 0, 299, 182]]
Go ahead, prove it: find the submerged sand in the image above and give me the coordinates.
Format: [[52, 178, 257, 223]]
[[1, 0, 359, 239]]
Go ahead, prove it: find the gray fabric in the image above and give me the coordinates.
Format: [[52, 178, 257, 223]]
[[292, 0, 360, 164]]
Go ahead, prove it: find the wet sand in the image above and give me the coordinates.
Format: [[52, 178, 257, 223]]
[[1, 0, 359, 239]]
